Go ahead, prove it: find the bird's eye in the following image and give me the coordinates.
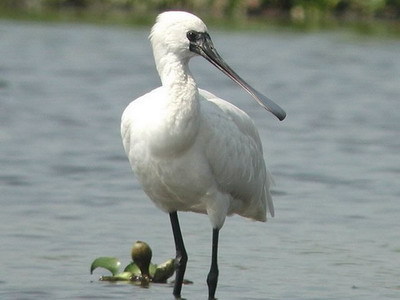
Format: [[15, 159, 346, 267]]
[[187, 30, 198, 42]]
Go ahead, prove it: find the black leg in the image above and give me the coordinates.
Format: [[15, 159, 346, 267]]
[[169, 211, 188, 299], [207, 228, 219, 300]]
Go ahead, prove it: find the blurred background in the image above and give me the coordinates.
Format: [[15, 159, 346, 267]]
[[1, 0, 400, 33], [1, 1, 399, 300]]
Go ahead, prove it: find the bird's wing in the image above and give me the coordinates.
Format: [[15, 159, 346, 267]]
[[199, 89, 274, 220]]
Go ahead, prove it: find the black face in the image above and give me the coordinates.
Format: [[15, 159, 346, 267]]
[[186, 30, 286, 121], [187, 30, 215, 55], [187, 30, 201, 42]]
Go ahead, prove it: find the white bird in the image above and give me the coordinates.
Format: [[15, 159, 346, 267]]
[[121, 11, 285, 299]]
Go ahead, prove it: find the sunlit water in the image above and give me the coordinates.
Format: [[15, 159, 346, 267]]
[[1, 20, 399, 299]]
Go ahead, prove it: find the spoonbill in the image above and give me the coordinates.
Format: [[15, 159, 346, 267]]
[[121, 11, 286, 299]]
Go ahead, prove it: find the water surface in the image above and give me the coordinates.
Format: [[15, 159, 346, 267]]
[[1, 21, 399, 299]]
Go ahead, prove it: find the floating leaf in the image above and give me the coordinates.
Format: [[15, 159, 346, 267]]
[[149, 263, 157, 277], [153, 259, 175, 283], [124, 261, 158, 277], [100, 271, 133, 281], [90, 257, 121, 276], [114, 271, 133, 280], [90, 243, 176, 285], [123, 262, 141, 276]]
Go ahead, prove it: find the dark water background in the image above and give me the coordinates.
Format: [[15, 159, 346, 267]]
[[1, 21, 399, 299]]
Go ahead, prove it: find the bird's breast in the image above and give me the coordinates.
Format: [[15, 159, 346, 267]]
[[131, 140, 214, 213], [148, 109, 200, 157], [122, 90, 213, 212]]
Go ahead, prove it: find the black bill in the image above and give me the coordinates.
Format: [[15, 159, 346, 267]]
[[188, 31, 286, 121]]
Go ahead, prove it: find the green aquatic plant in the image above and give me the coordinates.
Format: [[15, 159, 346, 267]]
[[90, 241, 175, 284]]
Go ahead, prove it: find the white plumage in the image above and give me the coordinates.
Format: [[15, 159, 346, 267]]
[[120, 11, 285, 299], [122, 86, 274, 227]]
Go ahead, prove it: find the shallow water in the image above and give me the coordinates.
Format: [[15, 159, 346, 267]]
[[1, 21, 399, 299]]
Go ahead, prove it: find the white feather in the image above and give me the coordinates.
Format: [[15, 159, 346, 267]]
[[121, 11, 274, 229]]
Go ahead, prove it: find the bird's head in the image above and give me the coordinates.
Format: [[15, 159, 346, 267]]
[[150, 11, 286, 121], [150, 11, 208, 61]]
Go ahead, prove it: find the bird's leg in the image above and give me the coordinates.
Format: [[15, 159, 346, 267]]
[[207, 228, 220, 300], [169, 211, 188, 299]]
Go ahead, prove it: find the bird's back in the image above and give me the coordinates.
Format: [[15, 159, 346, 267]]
[[198, 89, 274, 221]]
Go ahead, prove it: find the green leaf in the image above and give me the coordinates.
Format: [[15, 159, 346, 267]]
[[90, 257, 121, 276], [124, 261, 158, 277], [149, 263, 157, 277], [123, 262, 141, 276], [99, 272, 133, 281], [153, 259, 175, 283]]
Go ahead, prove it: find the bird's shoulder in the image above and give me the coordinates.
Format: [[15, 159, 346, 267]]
[[122, 87, 164, 122], [199, 89, 263, 151], [121, 87, 165, 152]]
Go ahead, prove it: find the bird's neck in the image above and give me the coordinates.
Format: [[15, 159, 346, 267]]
[[156, 53, 197, 97], [152, 53, 200, 156]]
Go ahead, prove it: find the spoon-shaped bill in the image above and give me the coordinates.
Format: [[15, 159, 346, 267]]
[[189, 32, 286, 121]]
